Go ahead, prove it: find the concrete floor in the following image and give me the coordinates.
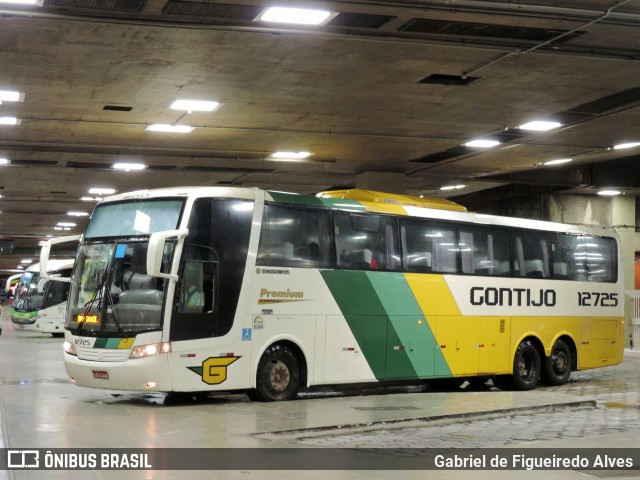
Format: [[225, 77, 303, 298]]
[[1, 307, 639, 480]]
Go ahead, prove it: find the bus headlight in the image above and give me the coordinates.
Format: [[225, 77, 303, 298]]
[[63, 341, 77, 356], [130, 342, 172, 359]]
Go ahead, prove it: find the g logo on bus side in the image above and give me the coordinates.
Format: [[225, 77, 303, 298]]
[[188, 356, 240, 385]]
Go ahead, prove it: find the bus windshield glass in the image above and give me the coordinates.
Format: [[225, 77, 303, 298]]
[[84, 198, 184, 239], [13, 272, 44, 312], [67, 240, 175, 335]]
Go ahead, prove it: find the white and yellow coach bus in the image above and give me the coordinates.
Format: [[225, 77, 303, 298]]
[[40, 187, 623, 401]]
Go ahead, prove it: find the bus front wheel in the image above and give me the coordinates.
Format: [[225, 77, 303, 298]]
[[251, 344, 301, 402], [543, 339, 572, 386]]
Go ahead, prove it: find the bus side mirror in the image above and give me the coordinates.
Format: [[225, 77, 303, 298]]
[[147, 229, 188, 281], [40, 234, 81, 282]]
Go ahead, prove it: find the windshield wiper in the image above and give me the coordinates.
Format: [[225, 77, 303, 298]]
[[79, 275, 126, 337]]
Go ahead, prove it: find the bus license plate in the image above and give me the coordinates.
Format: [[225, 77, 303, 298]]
[[92, 370, 109, 380]]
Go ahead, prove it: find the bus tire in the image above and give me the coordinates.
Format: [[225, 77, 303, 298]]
[[543, 339, 572, 386], [252, 344, 301, 402], [512, 340, 541, 390]]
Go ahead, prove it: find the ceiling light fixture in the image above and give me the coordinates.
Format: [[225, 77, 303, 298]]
[[440, 185, 466, 191], [464, 139, 500, 148], [597, 189, 621, 196], [146, 124, 194, 133], [170, 99, 220, 112], [270, 151, 312, 161], [113, 162, 147, 171], [613, 142, 640, 150], [88, 188, 116, 195], [0, 90, 23, 102], [259, 6, 333, 25], [519, 121, 562, 131], [0, 158, 9, 165], [0, 0, 43, 5], [57, 222, 76, 227], [0, 117, 19, 125], [20, 259, 33, 264], [544, 158, 572, 166], [67, 211, 89, 217]]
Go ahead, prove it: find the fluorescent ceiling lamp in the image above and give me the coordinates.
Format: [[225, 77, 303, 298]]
[[464, 139, 500, 148], [113, 162, 146, 171], [0, 117, 19, 125], [170, 99, 220, 112], [20, 259, 33, 264], [67, 211, 89, 217], [0, 158, 9, 165], [597, 189, 621, 196], [270, 151, 312, 160], [440, 185, 466, 191], [544, 158, 572, 166], [0, 90, 23, 102], [519, 121, 562, 131], [259, 7, 332, 25], [0, 0, 43, 5], [613, 142, 640, 150], [88, 187, 116, 195], [57, 222, 76, 227], [146, 124, 194, 133]]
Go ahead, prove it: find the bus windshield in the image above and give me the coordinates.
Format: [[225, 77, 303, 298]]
[[13, 272, 44, 312], [84, 198, 184, 239], [67, 240, 175, 335]]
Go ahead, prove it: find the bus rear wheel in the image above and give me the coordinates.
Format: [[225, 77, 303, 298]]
[[543, 339, 572, 386], [512, 340, 541, 390], [493, 340, 541, 391], [251, 345, 301, 402]]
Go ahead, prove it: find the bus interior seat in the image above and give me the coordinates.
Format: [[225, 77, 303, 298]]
[[349, 249, 372, 269], [114, 288, 162, 327], [473, 256, 495, 275], [524, 259, 544, 278], [408, 252, 432, 272], [124, 271, 154, 290], [554, 261, 568, 278], [496, 261, 511, 275]]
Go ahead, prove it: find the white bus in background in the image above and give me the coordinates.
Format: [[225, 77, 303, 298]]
[[11, 259, 74, 337], [5, 273, 22, 297]]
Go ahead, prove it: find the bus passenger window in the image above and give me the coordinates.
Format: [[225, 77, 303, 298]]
[[511, 230, 551, 278], [257, 204, 331, 268], [401, 218, 458, 274], [458, 225, 510, 276], [334, 212, 399, 271]]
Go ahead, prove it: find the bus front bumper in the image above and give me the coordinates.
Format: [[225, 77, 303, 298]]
[[64, 352, 174, 392]]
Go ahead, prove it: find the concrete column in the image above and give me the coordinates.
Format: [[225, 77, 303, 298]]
[[611, 196, 636, 348], [355, 172, 405, 194]]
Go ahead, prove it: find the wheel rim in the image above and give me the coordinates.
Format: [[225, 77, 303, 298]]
[[268, 359, 290, 392], [552, 350, 568, 375], [517, 352, 535, 382]]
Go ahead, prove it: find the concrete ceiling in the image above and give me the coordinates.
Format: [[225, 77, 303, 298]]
[[1, 0, 640, 272]]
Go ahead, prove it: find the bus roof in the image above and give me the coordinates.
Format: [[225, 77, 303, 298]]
[[97, 186, 617, 238], [24, 259, 74, 273]]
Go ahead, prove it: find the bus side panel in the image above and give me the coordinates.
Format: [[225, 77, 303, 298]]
[[579, 317, 623, 369], [323, 315, 379, 384]]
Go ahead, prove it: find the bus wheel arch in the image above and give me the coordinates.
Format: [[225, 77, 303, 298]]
[[543, 336, 575, 386], [250, 341, 306, 402]]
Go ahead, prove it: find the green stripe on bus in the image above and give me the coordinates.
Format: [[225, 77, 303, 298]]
[[267, 191, 366, 212], [94, 338, 108, 348], [267, 191, 325, 207], [321, 270, 422, 380], [366, 272, 451, 378]]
